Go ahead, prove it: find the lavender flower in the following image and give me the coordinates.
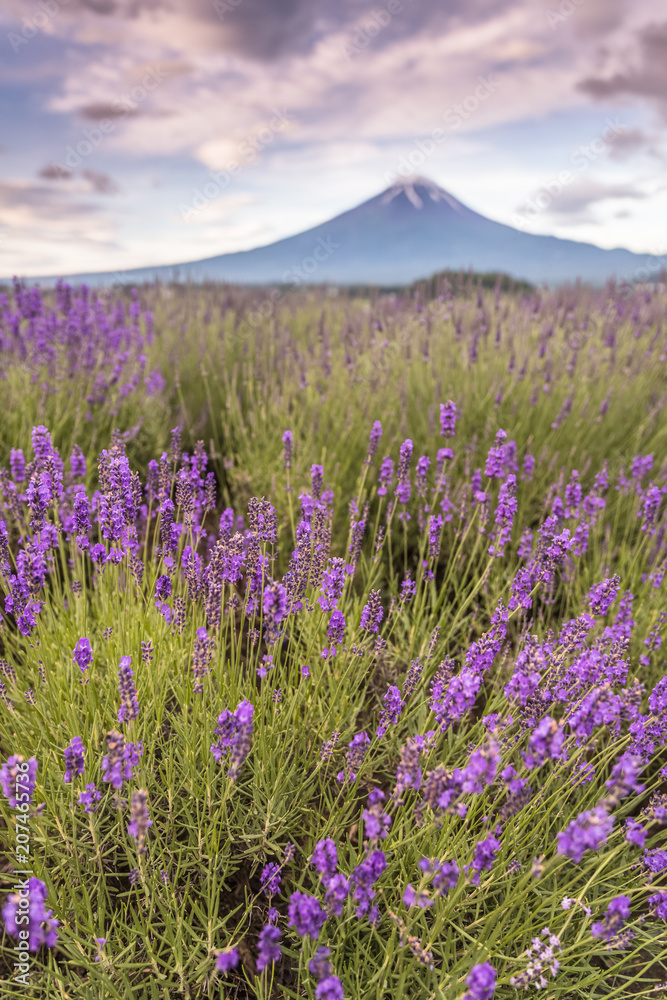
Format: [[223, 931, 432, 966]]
[[557, 806, 614, 863], [510, 929, 561, 990], [311, 839, 338, 878], [428, 514, 443, 560], [522, 716, 567, 769], [282, 429, 293, 470], [464, 962, 496, 1000], [311, 464, 324, 499], [248, 497, 278, 543], [216, 948, 239, 974], [624, 819, 647, 847], [10, 448, 26, 482], [588, 575, 620, 616], [288, 892, 327, 939], [376, 685, 403, 738], [485, 429, 508, 479], [210, 699, 254, 781], [117, 656, 139, 723], [101, 730, 134, 791], [640, 485, 663, 534], [363, 789, 392, 841], [70, 444, 86, 479], [322, 609, 346, 658], [377, 456, 393, 496], [591, 896, 631, 942], [318, 558, 348, 611], [648, 892, 667, 920], [320, 731, 340, 762], [350, 850, 386, 918], [316, 975, 344, 1000], [63, 737, 85, 782], [2, 877, 59, 952], [257, 924, 282, 972], [488, 473, 517, 557], [78, 783, 102, 813], [366, 420, 382, 463], [395, 439, 413, 504], [260, 863, 281, 898], [419, 857, 460, 896], [323, 873, 351, 917], [403, 884, 434, 909], [641, 849, 667, 879], [359, 590, 383, 634], [309, 946, 333, 979], [465, 833, 501, 886], [73, 637, 93, 675], [336, 731, 370, 783], [170, 426, 182, 463], [192, 627, 214, 693], [439, 401, 457, 437], [0, 756, 38, 807], [127, 789, 152, 853]]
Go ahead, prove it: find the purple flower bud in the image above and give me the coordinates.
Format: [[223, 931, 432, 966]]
[[359, 590, 383, 634], [591, 896, 630, 942], [260, 863, 281, 898], [0, 755, 38, 807], [210, 699, 254, 781], [127, 788, 152, 853], [377, 456, 394, 496], [257, 923, 282, 971], [2, 877, 59, 952], [464, 962, 496, 1000], [63, 737, 85, 782], [311, 839, 338, 878], [288, 892, 327, 939], [439, 401, 457, 438], [117, 656, 139, 723], [78, 783, 101, 813], [215, 947, 239, 974], [282, 430, 293, 470], [376, 685, 403, 738], [73, 637, 93, 674], [366, 420, 382, 464]]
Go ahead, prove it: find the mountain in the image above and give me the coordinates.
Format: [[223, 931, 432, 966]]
[[18, 177, 662, 287]]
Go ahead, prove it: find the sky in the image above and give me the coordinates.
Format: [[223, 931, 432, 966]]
[[1, 0, 666, 277]]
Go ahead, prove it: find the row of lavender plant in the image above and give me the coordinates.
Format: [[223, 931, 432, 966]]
[[1, 277, 667, 996], [1, 387, 667, 996]]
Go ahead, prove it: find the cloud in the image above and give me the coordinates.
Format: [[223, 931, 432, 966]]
[[82, 168, 119, 193], [78, 102, 140, 120], [579, 21, 667, 119], [0, 178, 120, 273], [38, 163, 72, 180], [543, 178, 648, 218], [604, 126, 666, 161]]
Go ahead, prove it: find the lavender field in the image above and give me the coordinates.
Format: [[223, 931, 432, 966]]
[[2, 275, 667, 999]]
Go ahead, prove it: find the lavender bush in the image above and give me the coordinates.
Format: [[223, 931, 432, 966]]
[[0, 276, 667, 997]]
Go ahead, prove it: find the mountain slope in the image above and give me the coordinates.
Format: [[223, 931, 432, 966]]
[[20, 177, 660, 287]]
